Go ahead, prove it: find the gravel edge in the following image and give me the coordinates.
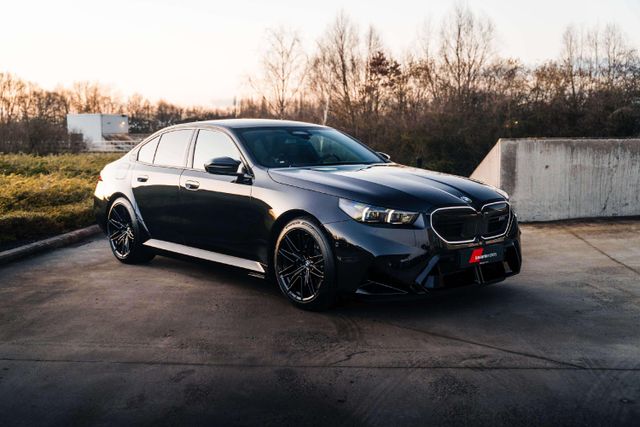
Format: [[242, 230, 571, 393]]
[[0, 225, 102, 266]]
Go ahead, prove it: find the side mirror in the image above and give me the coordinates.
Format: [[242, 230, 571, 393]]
[[204, 157, 242, 175], [377, 152, 391, 161]]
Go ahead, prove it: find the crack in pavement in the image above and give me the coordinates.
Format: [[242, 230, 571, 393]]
[[329, 351, 368, 366], [566, 229, 640, 276], [0, 356, 639, 371], [368, 319, 588, 370]]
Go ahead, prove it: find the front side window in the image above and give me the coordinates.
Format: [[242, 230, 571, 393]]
[[153, 130, 192, 168], [137, 136, 159, 163], [192, 129, 241, 170], [236, 127, 383, 168]]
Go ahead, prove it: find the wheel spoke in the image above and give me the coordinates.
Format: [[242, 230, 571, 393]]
[[111, 207, 125, 223], [304, 270, 315, 296], [278, 248, 299, 263], [284, 235, 299, 253], [310, 265, 324, 278], [109, 218, 125, 230], [108, 204, 135, 258], [109, 229, 125, 240], [114, 234, 127, 251], [276, 227, 326, 302], [284, 270, 304, 292], [281, 264, 305, 281], [278, 264, 297, 276]]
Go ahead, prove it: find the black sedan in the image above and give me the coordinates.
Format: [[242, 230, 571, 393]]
[[95, 119, 521, 310]]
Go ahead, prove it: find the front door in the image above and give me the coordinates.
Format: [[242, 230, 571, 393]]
[[179, 129, 255, 258]]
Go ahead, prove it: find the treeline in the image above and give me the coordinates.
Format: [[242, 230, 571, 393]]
[[245, 7, 640, 174], [0, 78, 231, 154], [1, 5, 640, 175]]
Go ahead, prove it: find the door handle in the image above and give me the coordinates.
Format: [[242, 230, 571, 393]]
[[137, 175, 149, 182], [184, 180, 200, 190]]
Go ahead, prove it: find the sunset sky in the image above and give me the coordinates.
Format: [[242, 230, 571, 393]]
[[2, 0, 639, 107]]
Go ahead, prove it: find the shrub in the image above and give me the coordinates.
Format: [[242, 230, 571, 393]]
[[0, 153, 120, 247]]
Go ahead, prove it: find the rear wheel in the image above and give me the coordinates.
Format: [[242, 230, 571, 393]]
[[106, 198, 155, 264], [274, 217, 336, 310]]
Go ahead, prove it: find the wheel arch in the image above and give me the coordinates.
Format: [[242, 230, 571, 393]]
[[104, 192, 151, 240], [97, 191, 128, 232], [267, 209, 333, 274]]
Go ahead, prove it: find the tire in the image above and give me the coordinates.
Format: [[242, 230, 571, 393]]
[[274, 217, 337, 310], [106, 197, 155, 264]]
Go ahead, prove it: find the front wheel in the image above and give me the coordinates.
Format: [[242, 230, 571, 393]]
[[106, 197, 155, 264], [274, 218, 337, 310]]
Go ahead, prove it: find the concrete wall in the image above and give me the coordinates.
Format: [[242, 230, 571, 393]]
[[470, 138, 640, 222], [470, 141, 501, 188]]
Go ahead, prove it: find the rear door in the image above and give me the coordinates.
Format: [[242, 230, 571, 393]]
[[132, 129, 194, 243], [179, 128, 255, 258]]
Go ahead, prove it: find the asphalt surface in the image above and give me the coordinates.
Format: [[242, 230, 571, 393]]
[[0, 221, 639, 426]]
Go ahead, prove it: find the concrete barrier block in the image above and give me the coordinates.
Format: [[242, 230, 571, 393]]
[[470, 138, 640, 222]]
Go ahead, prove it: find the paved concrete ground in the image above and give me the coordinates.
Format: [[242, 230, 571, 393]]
[[0, 221, 639, 426]]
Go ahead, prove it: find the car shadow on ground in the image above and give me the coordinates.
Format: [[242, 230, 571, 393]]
[[145, 251, 523, 320]]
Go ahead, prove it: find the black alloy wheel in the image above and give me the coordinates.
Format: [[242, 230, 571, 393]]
[[106, 198, 154, 264], [274, 218, 336, 310]]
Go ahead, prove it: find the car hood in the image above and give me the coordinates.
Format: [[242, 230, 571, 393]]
[[268, 164, 505, 212]]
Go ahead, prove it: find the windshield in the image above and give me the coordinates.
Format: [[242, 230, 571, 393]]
[[236, 127, 383, 168]]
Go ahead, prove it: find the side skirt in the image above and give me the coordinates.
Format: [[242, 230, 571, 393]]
[[143, 239, 266, 273]]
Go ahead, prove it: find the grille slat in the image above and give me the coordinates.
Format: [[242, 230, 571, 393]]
[[431, 202, 510, 244]]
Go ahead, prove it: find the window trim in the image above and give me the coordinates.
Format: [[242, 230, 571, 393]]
[[134, 128, 196, 169], [185, 127, 251, 174], [136, 135, 161, 165], [153, 128, 195, 169]]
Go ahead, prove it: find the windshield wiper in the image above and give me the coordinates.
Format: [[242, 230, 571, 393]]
[[316, 161, 376, 166]]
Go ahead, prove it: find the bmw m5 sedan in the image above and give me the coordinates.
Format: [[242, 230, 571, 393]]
[[95, 119, 521, 310]]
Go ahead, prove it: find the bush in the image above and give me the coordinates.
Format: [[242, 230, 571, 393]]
[[0, 153, 121, 178], [0, 174, 93, 211], [0, 153, 121, 247], [0, 201, 94, 244]]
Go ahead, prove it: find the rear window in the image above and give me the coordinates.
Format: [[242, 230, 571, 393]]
[[153, 130, 192, 167], [137, 136, 159, 163]]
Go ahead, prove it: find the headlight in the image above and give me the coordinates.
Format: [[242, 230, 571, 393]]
[[338, 199, 419, 225]]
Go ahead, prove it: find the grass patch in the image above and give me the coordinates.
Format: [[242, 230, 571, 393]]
[[0, 153, 121, 247]]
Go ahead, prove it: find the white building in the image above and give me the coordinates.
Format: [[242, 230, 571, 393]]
[[67, 114, 134, 151]]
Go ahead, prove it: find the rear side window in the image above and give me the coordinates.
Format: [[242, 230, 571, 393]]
[[137, 136, 159, 163], [153, 130, 193, 167], [192, 130, 241, 170]]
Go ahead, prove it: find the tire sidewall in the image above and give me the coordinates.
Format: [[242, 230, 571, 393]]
[[274, 217, 336, 310]]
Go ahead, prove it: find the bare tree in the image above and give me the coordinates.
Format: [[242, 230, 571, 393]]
[[69, 81, 120, 114], [439, 5, 495, 99], [0, 73, 26, 124], [250, 27, 307, 118], [312, 12, 364, 129]]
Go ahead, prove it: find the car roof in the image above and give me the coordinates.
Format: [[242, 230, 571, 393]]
[[172, 118, 327, 130]]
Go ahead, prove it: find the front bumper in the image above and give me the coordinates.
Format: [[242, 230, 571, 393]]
[[324, 212, 522, 296]]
